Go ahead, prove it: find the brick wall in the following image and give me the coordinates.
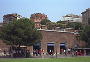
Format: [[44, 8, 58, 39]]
[[40, 30, 79, 54], [0, 30, 86, 54]]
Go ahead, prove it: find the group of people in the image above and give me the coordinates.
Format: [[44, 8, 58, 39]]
[[32, 48, 87, 57], [33, 49, 44, 56], [0, 49, 10, 57], [60, 48, 86, 56]]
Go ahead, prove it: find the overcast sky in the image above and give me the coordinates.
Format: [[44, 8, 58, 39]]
[[0, 0, 90, 22]]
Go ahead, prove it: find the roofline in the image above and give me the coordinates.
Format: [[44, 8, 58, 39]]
[[37, 29, 77, 34]]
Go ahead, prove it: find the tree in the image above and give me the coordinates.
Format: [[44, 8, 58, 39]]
[[40, 19, 51, 25], [80, 25, 90, 47], [56, 21, 68, 29], [67, 22, 83, 30], [0, 18, 42, 47], [46, 22, 56, 30], [56, 23, 67, 29], [56, 20, 62, 23]]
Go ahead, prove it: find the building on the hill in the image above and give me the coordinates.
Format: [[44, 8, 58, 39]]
[[0, 29, 86, 57], [61, 14, 82, 23], [0, 13, 87, 57], [30, 13, 48, 29], [3, 13, 22, 23], [81, 8, 90, 25], [31, 29, 86, 55]]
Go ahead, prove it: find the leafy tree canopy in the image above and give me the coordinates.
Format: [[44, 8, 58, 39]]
[[0, 18, 42, 46], [56, 20, 64, 23], [40, 19, 51, 25], [67, 22, 83, 30], [46, 22, 56, 30], [80, 25, 90, 47]]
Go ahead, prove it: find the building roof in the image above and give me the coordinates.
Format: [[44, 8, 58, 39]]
[[3, 13, 22, 18], [81, 8, 90, 14], [64, 14, 81, 18]]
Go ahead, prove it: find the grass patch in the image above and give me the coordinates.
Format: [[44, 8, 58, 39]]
[[0, 57, 90, 62]]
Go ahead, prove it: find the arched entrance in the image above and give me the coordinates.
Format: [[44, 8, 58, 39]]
[[60, 43, 66, 54], [33, 42, 41, 56], [47, 43, 55, 55]]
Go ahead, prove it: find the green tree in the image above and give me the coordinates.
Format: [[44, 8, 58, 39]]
[[67, 22, 83, 30], [56, 23, 67, 29], [56, 20, 61, 23], [80, 25, 90, 47], [0, 18, 42, 47], [40, 19, 51, 25], [56, 21, 68, 29], [46, 22, 56, 30]]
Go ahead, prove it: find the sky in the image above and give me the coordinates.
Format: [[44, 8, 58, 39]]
[[0, 0, 90, 22]]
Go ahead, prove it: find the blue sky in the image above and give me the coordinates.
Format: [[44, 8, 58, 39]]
[[0, 0, 90, 22]]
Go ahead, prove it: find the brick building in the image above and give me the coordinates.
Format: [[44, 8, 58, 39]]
[[0, 29, 86, 56], [40, 30, 76, 54], [0, 13, 86, 57], [28, 29, 86, 56], [30, 13, 47, 29], [81, 8, 90, 25], [3, 13, 22, 23]]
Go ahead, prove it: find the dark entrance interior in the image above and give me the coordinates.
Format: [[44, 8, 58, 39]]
[[47, 43, 54, 55], [33, 45, 41, 50], [33, 42, 41, 50], [60, 43, 66, 54], [33, 42, 41, 56]]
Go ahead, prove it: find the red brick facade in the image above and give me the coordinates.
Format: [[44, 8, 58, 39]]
[[40, 30, 76, 54], [30, 13, 47, 29], [3, 13, 22, 23], [0, 29, 86, 56]]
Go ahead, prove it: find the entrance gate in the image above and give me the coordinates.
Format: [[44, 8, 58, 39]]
[[33, 42, 41, 56], [47, 43, 54, 55], [60, 43, 66, 54]]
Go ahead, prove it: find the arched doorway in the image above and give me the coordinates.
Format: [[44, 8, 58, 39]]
[[33, 41, 41, 56], [47, 42, 55, 55], [60, 43, 66, 54]]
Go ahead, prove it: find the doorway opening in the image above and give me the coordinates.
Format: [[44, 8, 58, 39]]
[[33, 42, 41, 56], [47, 43, 54, 55], [60, 43, 66, 54]]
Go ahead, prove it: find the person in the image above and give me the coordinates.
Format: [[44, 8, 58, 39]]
[[4, 50, 6, 55], [68, 48, 71, 54], [75, 51, 78, 56], [49, 50, 52, 55], [36, 49, 38, 56], [42, 49, 44, 55], [38, 49, 41, 56], [64, 50, 66, 55], [84, 50, 86, 56], [79, 50, 82, 56], [71, 51, 75, 57], [26, 50, 30, 58], [33, 49, 36, 56], [41, 49, 44, 58], [60, 49, 64, 54]]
